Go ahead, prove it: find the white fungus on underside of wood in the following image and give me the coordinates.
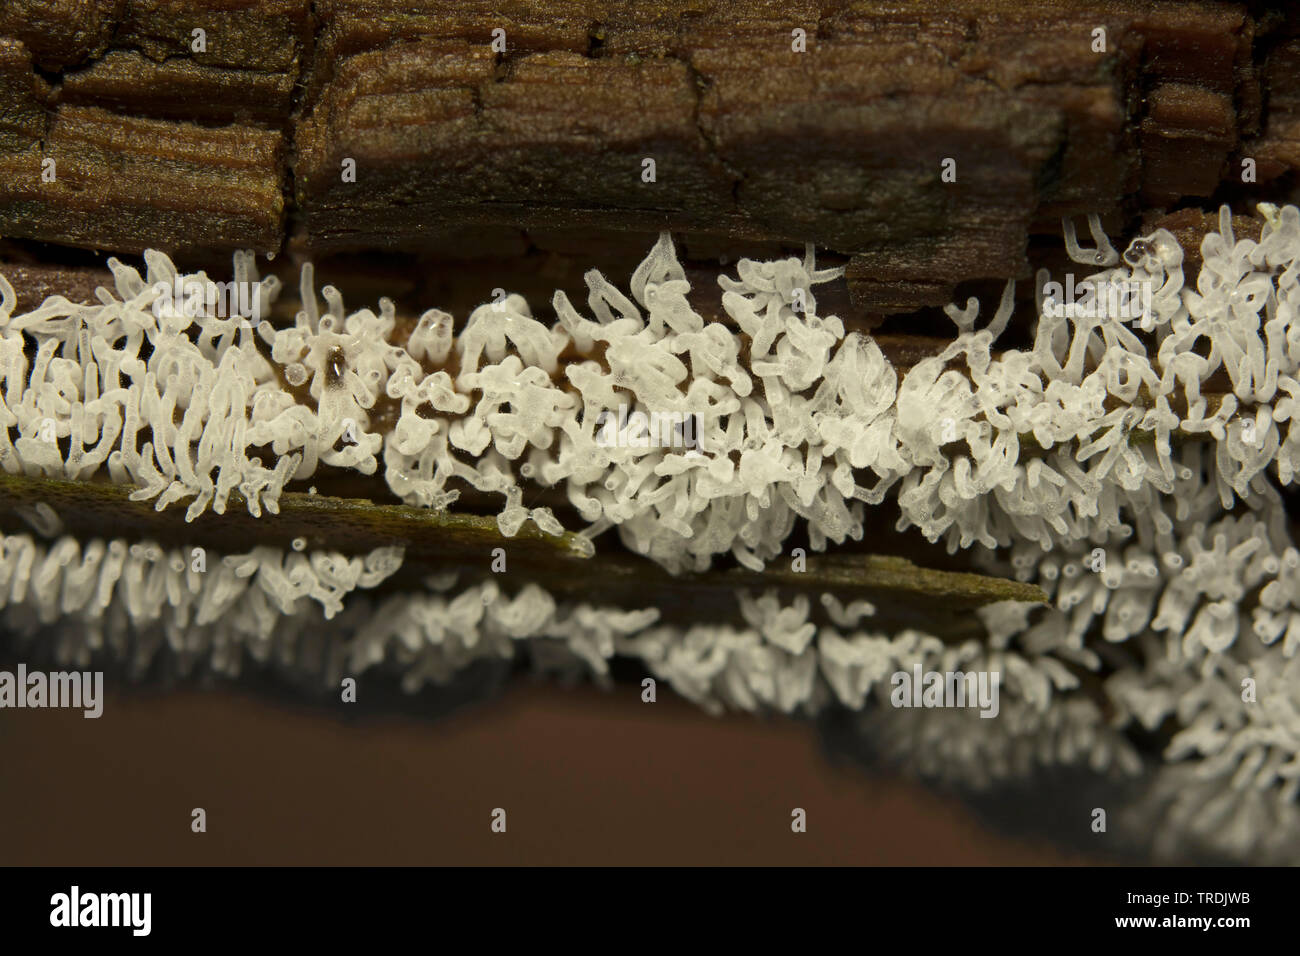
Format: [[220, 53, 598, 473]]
[[2, 204, 1300, 862]]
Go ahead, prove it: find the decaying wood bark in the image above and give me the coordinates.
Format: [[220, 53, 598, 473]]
[[1, 1, 1297, 628], [0, 1, 1297, 318]]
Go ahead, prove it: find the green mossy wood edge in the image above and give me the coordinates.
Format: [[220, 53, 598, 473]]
[[0, 470, 1046, 636], [0, 468, 1040, 629], [0, 469, 592, 560]]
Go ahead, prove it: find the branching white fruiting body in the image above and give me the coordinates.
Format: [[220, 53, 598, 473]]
[[4, 207, 1300, 575], [3, 204, 1300, 862]]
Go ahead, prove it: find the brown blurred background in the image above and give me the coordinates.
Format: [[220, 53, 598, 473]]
[[0, 669, 1102, 865]]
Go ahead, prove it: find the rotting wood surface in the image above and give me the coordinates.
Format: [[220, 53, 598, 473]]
[[1, 1, 1297, 315]]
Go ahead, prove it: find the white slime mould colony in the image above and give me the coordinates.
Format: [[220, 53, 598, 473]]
[[2, 204, 1299, 861]]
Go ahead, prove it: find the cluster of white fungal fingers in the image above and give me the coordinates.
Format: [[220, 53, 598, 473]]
[[3, 205, 1300, 577], [0, 522, 1127, 793], [5, 517, 1295, 861], [4, 202, 1300, 862], [0, 530, 404, 670], [0, 524, 1030, 719], [1121, 761, 1300, 865]]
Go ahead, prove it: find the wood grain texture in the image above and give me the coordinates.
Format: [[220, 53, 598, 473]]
[[0, 1, 1295, 315]]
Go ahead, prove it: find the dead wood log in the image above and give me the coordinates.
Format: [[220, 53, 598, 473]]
[[0, 1, 1295, 317]]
